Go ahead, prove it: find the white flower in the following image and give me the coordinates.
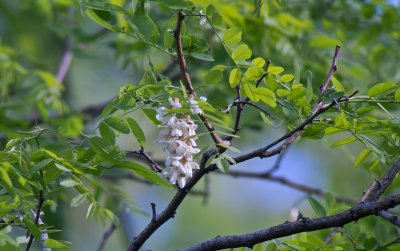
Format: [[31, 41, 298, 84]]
[[158, 96, 205, 188], [199, 10, 207, 26], [169, 97, 182, 108], [189, 98, 203, 114], [156, 107, 167, 121]]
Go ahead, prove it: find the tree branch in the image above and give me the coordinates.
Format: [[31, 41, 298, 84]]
[[220, 170, 356, 204], [319, 45, 340, 95], [173, 11, 226, 146], [127, 147, 163, 172], [97, 223, 117, 251], [182, 194, 400, 251]]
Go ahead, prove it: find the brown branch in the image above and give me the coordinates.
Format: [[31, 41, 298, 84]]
[[319, 45, 340, 95], [127, 147, 163, 172], [25, 191, 45, 251], [230, 83, 243, 137], [221, 170, 356, 205], [173, 11, 226, 146], [97, 223, 117, 251], [361, 159, 400, 202], [182, 194, 400, 251]]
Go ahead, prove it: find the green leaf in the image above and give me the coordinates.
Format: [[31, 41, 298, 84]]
[[54, 163, 71, 172], [306, 71, 314, 102], [395, 88, 400, 101], [70, 193, 87, 208], [243, 82, 256, 101], [229, 68, 242, 87], [29, 159, 52, 175], [44, 239, 71, 249], [142, 109, 160, 126], [163, 31, 174, 49], [204, 70, 223, 84], [190, 53, 214, 61], [325, 192, 337, 215], [89, 136, 119, 163], [24, 218, 41, 239], [268, 66, 284, 75], [331, 76, 345, 92], [280, 74, 294, 82], [221, 154, 236, 164], [133, 0, 145, 15], [307, 196, 327, 217], [302, 124, 326, 139], [211, 65, 227, 71], [86, 203, 96, 220], [232, 43, 252, 61], [368, 82, 397, 97], [309, 35, 341, 48], [223, 27, 242, 44], [244, 66, 264, 81], [126, 117, 146, 147], [58, 116, 84, 137], [266, 243, 278, 251], [118, 161, 173, 188], [213, 158, 229, 173], [335, 112, 349, 128], [83, 1, 130, 15], [104, 116, 130, 134], [130, 15, 159, 43], [35, 71, 64, 91], [0, 168, 12, 187], [252, 87, 276, 107], [354, 148, 371, 167], [206, 4, 216, 16], [330, 137, 357, 147], [85, 9, 120, 32], [288, 85, 307, 100], [99, 122, 116, 145], [252, 57, 265, 67], [60, 179, 78, 188]]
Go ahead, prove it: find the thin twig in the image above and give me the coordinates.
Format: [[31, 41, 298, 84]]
[[377, 210, 400, 227], [97, 223, 117, 251], [225, 60, 271, 141], [25, 191, 45, 251], [129, 147, 163, 172], [150, 203, 157, 223], [266, 147, 287, 174], [319, 45, 340, 95], [221, 170, 356, 205]]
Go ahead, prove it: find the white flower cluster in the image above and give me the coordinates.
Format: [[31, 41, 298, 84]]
[[157, 97, 204, 188]]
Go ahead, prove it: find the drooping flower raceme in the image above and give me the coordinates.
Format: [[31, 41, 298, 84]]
[[157, 97, 202, 188]]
